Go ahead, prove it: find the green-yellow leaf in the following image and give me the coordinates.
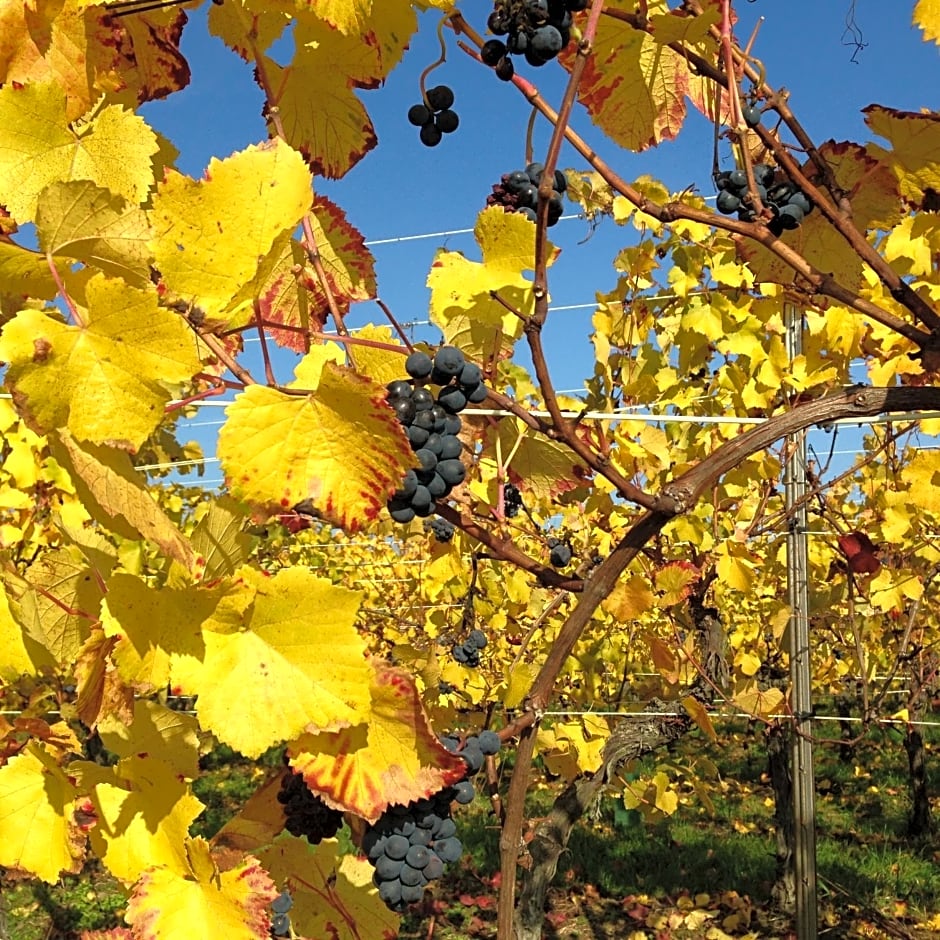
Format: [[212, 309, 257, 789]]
[[151, 139, 312, 318], [218, 361, 414, 531], [0, 82, 160, 223], [0, 275, 200, 449], [36, 181, 153, 286], [914, 0, 940, 45], [190, 496, 253, 582], [865, 104, 940, 206], [0, 242, 57, 298]]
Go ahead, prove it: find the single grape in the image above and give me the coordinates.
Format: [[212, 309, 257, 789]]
[[375, 854, 404, 879], [467, 629, 487, 649], [394, 469, 418, 499], [420, 123, 443, 147], [426, 84, 454, 111], [401, 883, 425, 904], [530, 24, 563, 57], [444, 415, 462, 435], [433, 346, 465, 377], [424, 855, 444, 880], [553, 169, 568, 193], [272, 912, 291, 937], [742, 104, 761, 127], [435, 817, 457, 840], [436, 837, 463, 864], [405, 351, 433, 380], [495, 56, 515, 81], [412, 387, 434, 410], [787, 191, 813, 215], [481, 39, 508, 66], [525, 162, 545, 183], [477, 730, 501, 755], [414, 449, 438, 473], [399, 864, 426, 887], [406, 845, 431, 869], [550, 542, 572, 567], [410, 485, 433, 513], [517, 206, 537, 222], [460, 742, 484, 774], [386, 379, 412, 399], [753, 163, 776, 187], [453, 780, 475, 804], [435, 109, 459, 134], [488, 10, 510, 34], [437, 459, 466, 487], [408, 425, 430, 448], [716, 190, 741, 214], [388, 503, 416, 524], [459, 362, 482, 386], [439, 435, 462, 460], [427, 473, 449, 498], [271, 891, 293, 915], [728, 169, 748, 190], [378, 879, 403, 906], [776, 203, 805, 229], [408, 103, 432, 127], [392, 397, 416, 424], [438, 386, 468, 414], [385, 834, 410, 860], [452, 644, 469, 664]]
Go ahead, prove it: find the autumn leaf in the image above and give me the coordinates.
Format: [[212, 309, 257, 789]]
[[0, 744, 85, 882], [914, 0, 940, 45], [289, 663, 467, 822], [0, 275, 200, 450], [125, 838, 276, 940], [259, 836, 400, 940], [0, 242, 58, 299], [35, 181, 153, 286], [218, 359, 414, 530], [864, 105, 940, 207], [0, 82, 161, 223], [150, 139, 313, 321], [171, 566, 374, 759], [498, 419, 588, 502], [428, 206, 558, 363], [602, 574, 656, 621], [189, 496, 253, 581]]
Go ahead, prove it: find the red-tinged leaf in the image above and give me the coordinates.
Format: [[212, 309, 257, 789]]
[[497, 420, 588, 502], [73, 627, 134, 730], [654, 560, 700, 605], [864, 104, 940, 205], [559, 11, 691, 152], [289, 663, 467, 823], [126, 839, 276, 940], [218, 361, 414, 531], [262, 197, 376, 352]]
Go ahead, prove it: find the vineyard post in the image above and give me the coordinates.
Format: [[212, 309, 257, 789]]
[[784, 299, 818, 938]]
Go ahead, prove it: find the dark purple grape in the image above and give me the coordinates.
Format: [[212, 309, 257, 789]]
[[433, 346, 465, 377], [477, 730, 501, 755], [495, 56, 515, 81], [407, 425, 429, 447], [435, 109, 459, 134], [405, 350, 433, 380], [408, 103, 432, 127], [530, 24, 563, 57], [420, 123, 442, 147], [716, 190, 741, 214], [426, 84, 454, 111], [742, 104, 761, 128], [481, 39, 508, 66]]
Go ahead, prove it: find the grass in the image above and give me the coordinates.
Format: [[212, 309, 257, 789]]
[[2, 720, 937, 939]]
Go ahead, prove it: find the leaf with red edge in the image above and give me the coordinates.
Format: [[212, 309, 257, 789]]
[[218, 359, 414, 530], [262, 196, 376, 351], [559, 7, 691, 152], [125, 838, 276, 940], [498, 419, 588, 503], [738, 141, 901, 289], [289, 663, 467, 823], [864, 104, 940, 207]]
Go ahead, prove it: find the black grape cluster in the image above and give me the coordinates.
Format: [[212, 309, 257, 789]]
[[366, 730, 502, 911], [425, 517, 455, 542], [386, 347, 486, 524], [270, 891, 292, 938], [486, 161, 566, 225], [452, 628, 487, 667], [277, 769, 344, 844], [408, 85, 459, 148], [503, 482, 523, 518], [482, 0, 588, 79], [715, 163, 814, 234], [548, 537, 572, 568]]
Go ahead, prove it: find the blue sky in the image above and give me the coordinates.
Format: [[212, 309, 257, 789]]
[[134, 1, 938, 483]]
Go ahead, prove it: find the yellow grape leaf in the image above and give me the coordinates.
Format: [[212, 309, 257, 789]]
[[914, 0, 940, 46], [290, 663, 467, 822], [212, 774, 287, 856], [151, 139, 312, 318], [0, 275, 200, 450], [2, 545, 107, 667], [603, 574, 655, 621], [53, 432, 196, 572], [899, 449, 940, 514], [735, 651, 762, 678], [74, 627, 134, 730], [36, 181, 153, 286], [190, 496, 253, 581], [864, 105, 940, 206], [654, 560, 699, 605], [682, 695, 718, 742], [428, 206, 558, 363], [0, 584, 37, 679], [715, 543, 756, 593], [98, 700, 200, 781], [643, 631, 678, 682], [0, 241, 58, 299], [652, 771, 680, 815], [499, 420, 587, 502], [125, 838, 276, 940], [76, 756, 204, 885], [648, 7, 720, 45], [345, 325, 408, 387], [0, 82, 161, 224], [561, 10, 690, 152], [733, 685, 784, 718], [259, 837, 400, 940], [218, 360, 414, 531], [176, 567, 373, 758], [503, 661, 539, 710], [208, 0, 291, 60], [740, 142, 900, 289], [259, 25, 377, 179], [100, 574, 222, 691], [0, 744, 84, 882], [0, 1, 189, 122]]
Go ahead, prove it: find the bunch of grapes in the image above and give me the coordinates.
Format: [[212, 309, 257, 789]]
[[270, 891, 292, 938], [715, 163, 814, 234], [425, 517, 455, 542], [277, 769, 345, 844], [482, 0, 588, 79], [487, 161, 566, 225], [503, 482, 523, 518], [386, 347, 486, 524], [366, 729, 502, 911], [451, 628, 487, 667], [407, 85, 459, 148], [547, 537, 572, 568]]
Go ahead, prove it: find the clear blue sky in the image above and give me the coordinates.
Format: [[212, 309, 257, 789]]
[[135, 1, 938, 483]]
